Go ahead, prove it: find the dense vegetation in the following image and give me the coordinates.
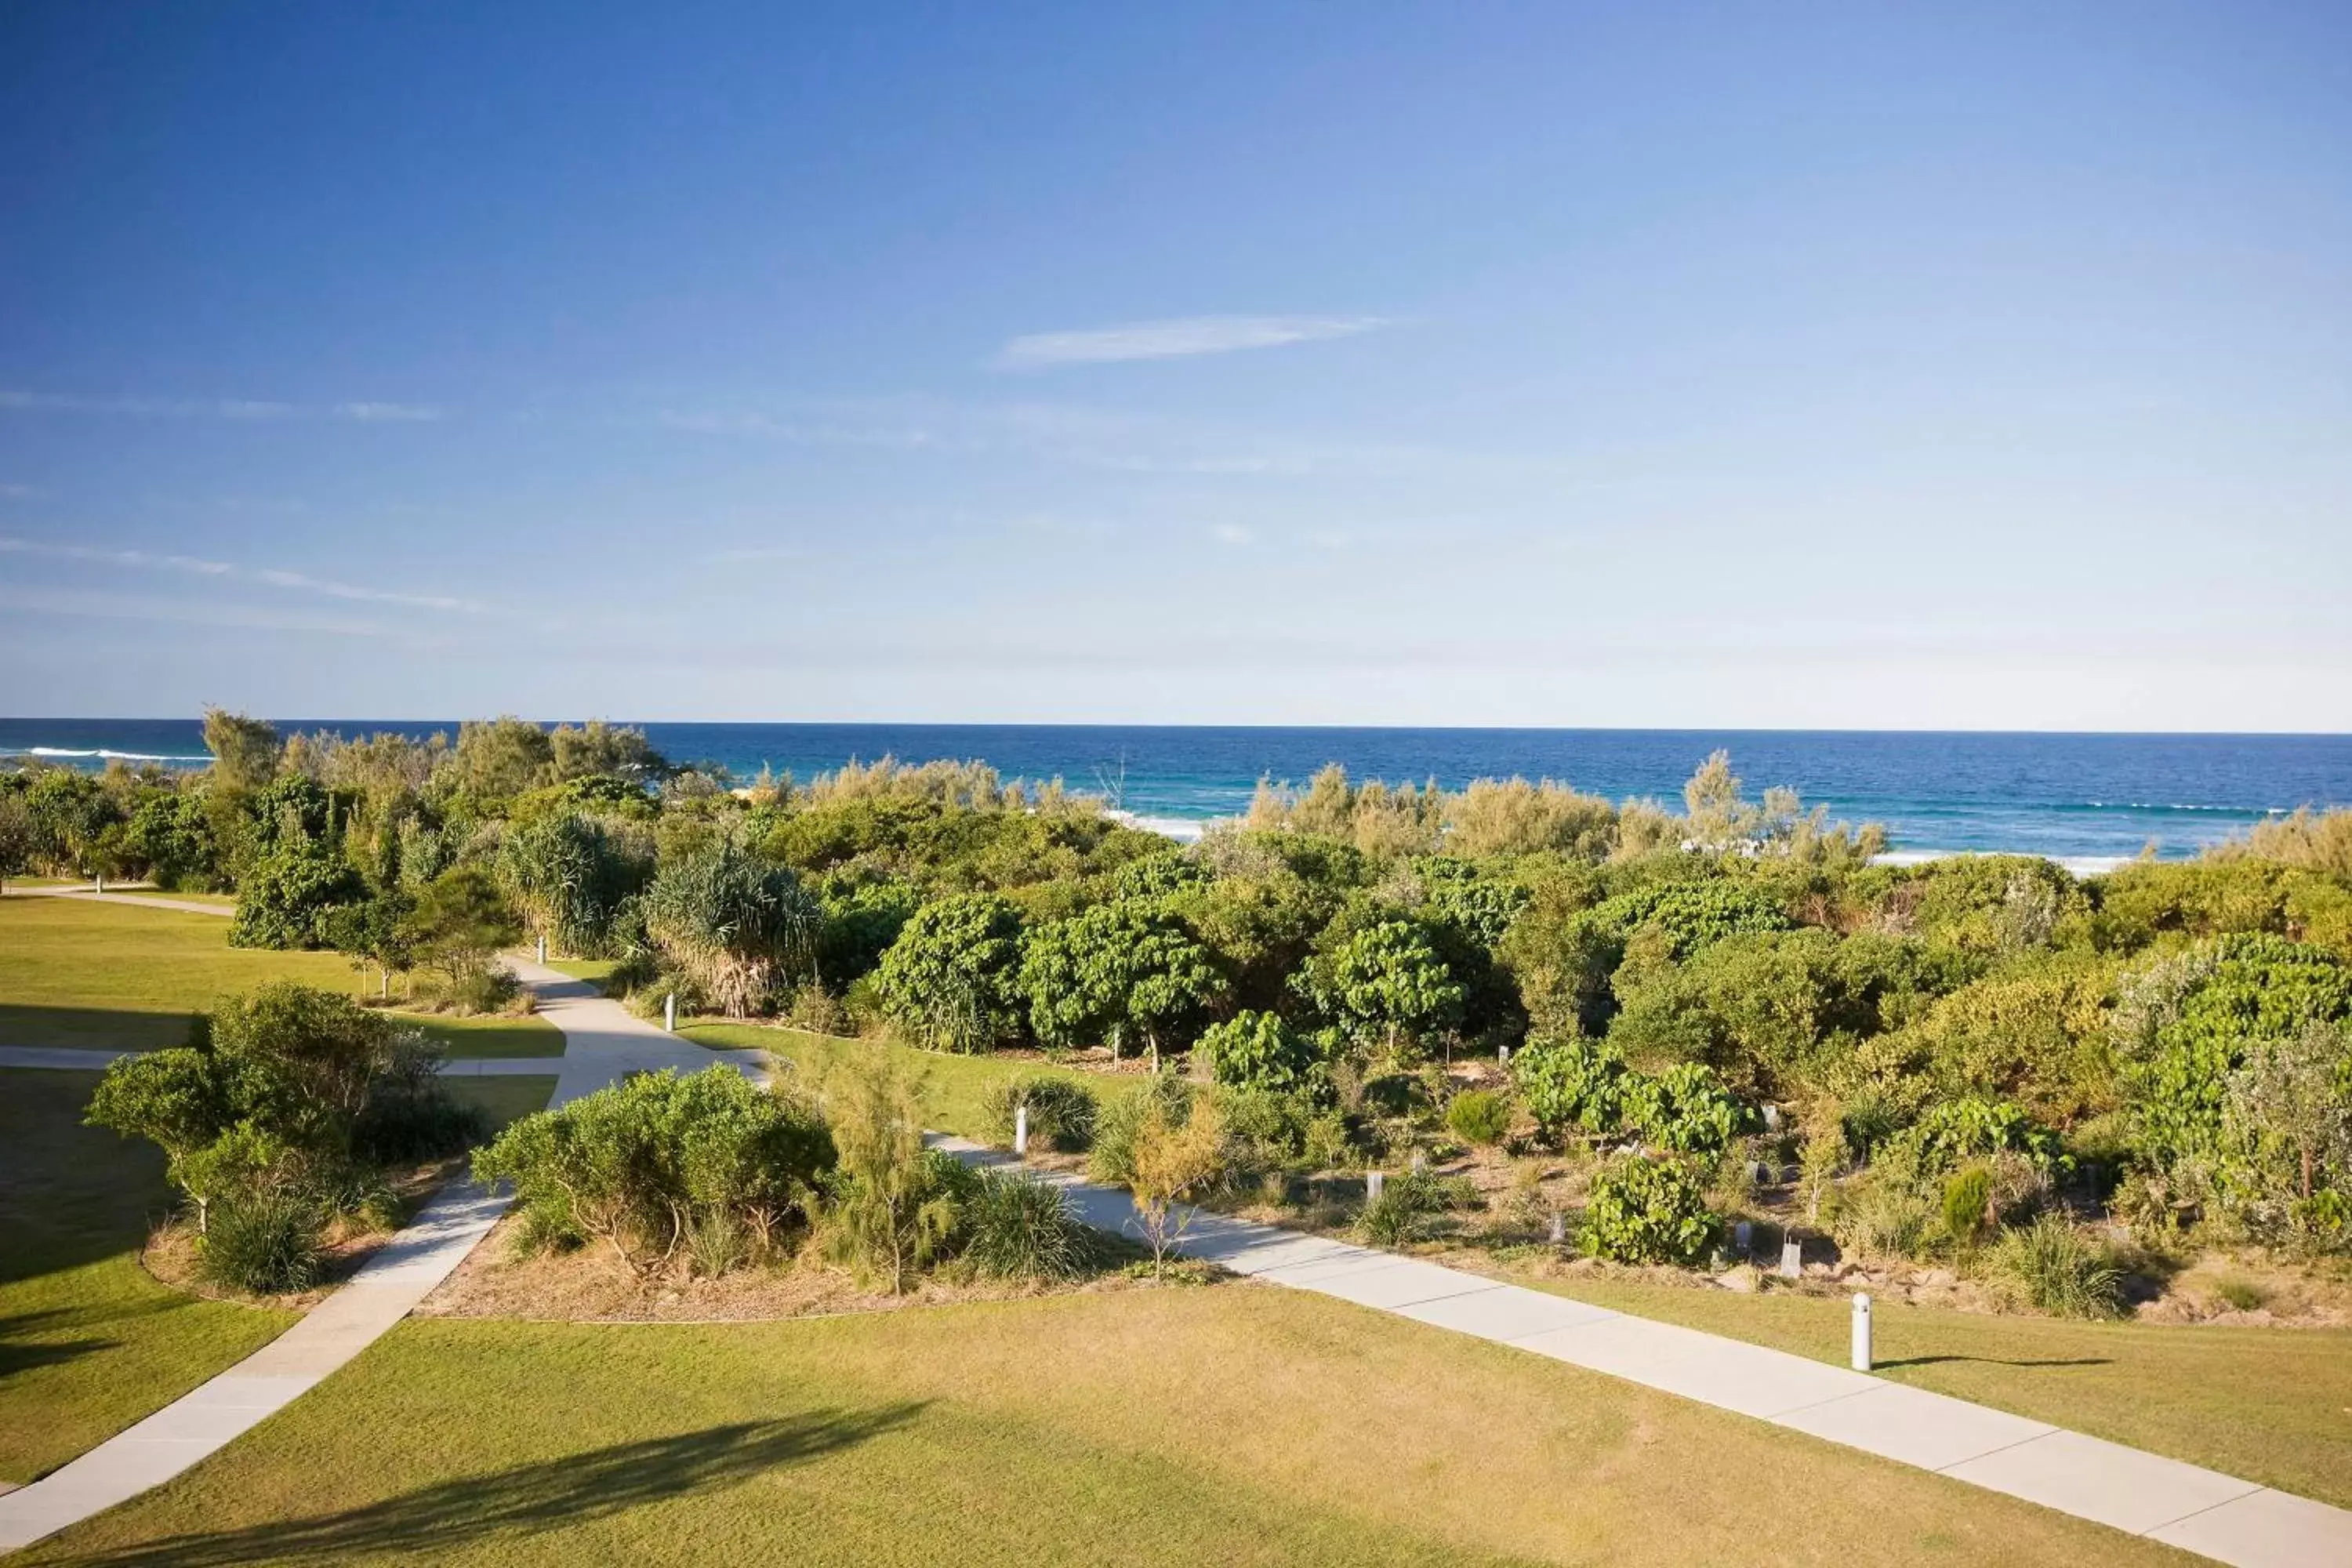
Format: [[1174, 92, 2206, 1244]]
[[18, 714, 2351, 1304]]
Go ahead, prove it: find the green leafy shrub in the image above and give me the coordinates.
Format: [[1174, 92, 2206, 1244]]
[[197, 1190, 324, 1294], [876, 894, 1030, 1051], [1624, 1062, 1752, 1156], [474, 1065, 834, 1274], [1941, 1165, 1994, 1250], [1992, 1214, 2125, 1319], [641, 842, 819, 1018], [1444, 1088, 1512, 1147], [1296, 916, 1465, 1062], [1195, 1008, 1319, 1091], [1514, 1036, 1627, 1138], [978, 1073, 1098, 1152], [962, 1168, 1089, 1281], [1581, 1156, 1716, 1265]]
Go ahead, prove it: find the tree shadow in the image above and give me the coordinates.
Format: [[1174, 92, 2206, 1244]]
[[0, 1309, 118, 1381], [60, 1405, 927, 1566], [1877, 1355, 2112, 1370]]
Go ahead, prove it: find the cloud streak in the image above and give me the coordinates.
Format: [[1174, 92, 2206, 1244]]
[[0, 535, 488, 613], [0, 390, 445, 423], [996, 314, 1389, 368]]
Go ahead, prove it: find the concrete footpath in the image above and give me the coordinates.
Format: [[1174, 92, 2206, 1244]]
[[6, 953, 2347, 1564], [939, 1137, 2352, 1568]]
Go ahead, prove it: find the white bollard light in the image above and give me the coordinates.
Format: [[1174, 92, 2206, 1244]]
[[1851, 1292, 1873, 1371], [1548, 1210, 1566, 1246], [1498, 1044, 1512, 1065], [1366, 1170, 1385, 1204], [537, 934, 547, 964], [1780, 1236, 1803, 1279], [95, 873, 105, 895], [663, 992, 676, 1033], [1014, 1103, 1029, 1156]]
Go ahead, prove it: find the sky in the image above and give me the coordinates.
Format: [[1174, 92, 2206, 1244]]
[[2, 2, 2348, 731]]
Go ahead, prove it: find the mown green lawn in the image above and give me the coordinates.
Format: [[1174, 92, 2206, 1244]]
[[0, 1069, 296, 1486], [684, 1023, 1105, 1140], [0, 898, 561, 1058], [17, 1286, 2194, 1568], [1514, 1269, 2352, 1510]]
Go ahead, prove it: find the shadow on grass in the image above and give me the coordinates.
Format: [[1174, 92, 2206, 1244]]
[[1878, 1355, 2112, 1370], [0, 1004, 194, 1054], [0, 1310, 117, 1380], [60, 1405, 927, 1566]]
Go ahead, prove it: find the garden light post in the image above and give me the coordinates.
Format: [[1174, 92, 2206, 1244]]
[[536, 934, 546, 964], [664, 993, 675, 1033], [1851, 1293, 1872, 1371], [1366, 1169, 1385, 1205], [1014, 1103, 1029, 1156]]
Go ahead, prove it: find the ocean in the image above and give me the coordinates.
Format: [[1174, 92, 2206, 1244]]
[[5, 718, 2347, 867]]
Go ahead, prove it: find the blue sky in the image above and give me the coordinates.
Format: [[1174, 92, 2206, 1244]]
[[2, 2, 2347, 729]]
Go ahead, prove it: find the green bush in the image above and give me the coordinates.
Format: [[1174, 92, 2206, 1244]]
[[962, 1168, 1089, 1281], [1992, 1214, 2126, 1319], [1514, 1036, 1627, 1138], [1941, 1165, 1994, 1250], [197, 1190, 324, 1294], [1623, 1062, 1752, 1156], [1087, 1076, 1194, 1187], [474, 1066, 834, 1272], [1580, 1156, 1716, 1265], [978, 1073, 1098, 1152], [1194, 1009, 1320, 1091], [1356, 1168, 1469, 1247], [1444, 1088, 1512, 1146], [876, 894, 1029, 1052]]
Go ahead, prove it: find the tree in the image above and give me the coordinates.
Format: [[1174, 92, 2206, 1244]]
[[124, 792, 224, 891], [1022, 903, 1229, 1069], [451, 716, 556, 799], [549, 720, 670, 784], [1127, 1094, 1225, 1276], [640, 841, 818, 1018], [0, 789, 31, 891], [407, 865, 522, 998], [499, 811, 648, 957], [1194, 1009, 1319, 1091], [228, 840, 367, 949], [875, 894, 1028, 1052], [202, 708, 281, 792], [321, 890, 418, 999], [1298, 916, 1464, 1062], [2221, 1022, 2352, 1228], [816, 1058, 960, 1292]]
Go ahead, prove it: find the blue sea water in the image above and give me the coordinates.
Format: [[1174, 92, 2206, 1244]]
[[4, 718, 2348, 865]]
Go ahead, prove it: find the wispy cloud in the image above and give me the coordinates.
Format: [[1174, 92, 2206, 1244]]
[[0, 389, 447, 423], [1210, 523, 1255, 546], [996, 314, 1390, 368], [335, 401, 446, 423], [0, 535, 489, 613]]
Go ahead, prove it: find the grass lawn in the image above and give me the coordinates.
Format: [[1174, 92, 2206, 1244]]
[[545, 957, 619, 988], [0, 898, 561, 1058], [0, 1070, 296, 1486], [684, 1023, 1105, 1140], [1513, 1269, 2352, 1510], [19, 1287, 2194, 1568]]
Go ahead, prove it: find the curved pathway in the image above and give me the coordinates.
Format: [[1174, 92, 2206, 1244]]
[[6, 956, 2347, 1563], [0, 960, 758, 1555]]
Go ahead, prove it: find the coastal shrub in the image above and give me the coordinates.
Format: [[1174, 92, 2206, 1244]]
[[1194, 1008, 1319, 1092], [1514, 1036, 1627, 1138], [877, 894, 1029, 1052], [229, 842, 367, 949], [1581, 1156, 1716, 1266], [1087, 1076, 1195, 1187], [474, 1066, 834, 1274], [1357, 1168, 1470, 1247], [962, 1168, 1089, 1282], [197, 1189, 325, 1294], [1022, 902, 1229, 1068], [684, 1211, 749, 1279], [978, 1073, 1098, 1152], [407, 866, 524, 1007], [1444, 1088, 1512, 1147], [641, 842, 820, 1018], [1941, 1165, 1994, 1250], [815, 1060, 962, 1292], [1992, 1214, 2126, 1319], [499, 811, 649, 958], [1623, 1062, 1753, 1156], [1128, 1094, 1228, 1274], [1297, 916, 1465, 1062]]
